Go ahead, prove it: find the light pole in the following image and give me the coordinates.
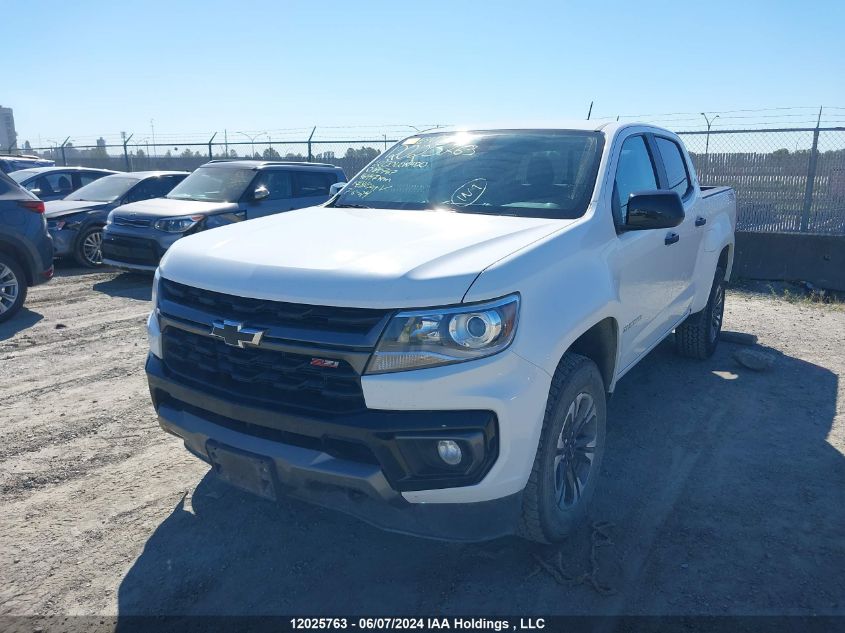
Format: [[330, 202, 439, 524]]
[[236, 131, 267, 159], [150, 119, 156, 158], [701, 112, 719, 180]]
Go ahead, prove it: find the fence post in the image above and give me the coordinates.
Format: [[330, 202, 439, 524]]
[[307, 126, 316, 162], [799, 109, 823, 232], [123, 133, 134, 171], [207, 132, 217, 161], [60, 136, 70, 166]]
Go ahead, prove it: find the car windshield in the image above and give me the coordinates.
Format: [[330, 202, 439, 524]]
[[65, 175, 140, 202], [334, 130, 604, 219], [166, 166, 255, 202]]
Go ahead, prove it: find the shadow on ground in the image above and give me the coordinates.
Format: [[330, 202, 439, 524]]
[[0, 307, 43, 341], [93, 272, 153, 301], [116, 338, 843, 617]]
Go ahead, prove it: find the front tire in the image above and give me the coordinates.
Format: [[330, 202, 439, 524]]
[[518, 353, 607, 543], [0, 254, 28, 323], [74, 225, 104, 267], [675, 266, 726, 359]]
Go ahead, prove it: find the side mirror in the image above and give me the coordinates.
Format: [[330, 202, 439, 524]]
[[329, 181, 347, 196], [253, 185, 270, 201], [624, 191, 685, 231]]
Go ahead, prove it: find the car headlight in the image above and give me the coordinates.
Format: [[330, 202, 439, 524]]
[[154, 215, 204, 233], [366, 294, 520, 374], [47, 219, 66, 230], [148, 269, 162, 358]]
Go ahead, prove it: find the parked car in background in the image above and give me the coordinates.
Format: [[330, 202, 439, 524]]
[[146, 123, 736, 542], [0, 171, 53, 322], [10, 166, 119, 201], [0, 154, 54, 174], [101, 160, 345, 272], [46, 171, 188, 267]]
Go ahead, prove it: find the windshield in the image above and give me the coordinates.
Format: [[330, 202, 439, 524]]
[[65, 175, 140, 202], [166, 166, 255, 202], [334, 130, 604, 218]]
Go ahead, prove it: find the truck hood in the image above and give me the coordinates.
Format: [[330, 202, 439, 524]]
[[45, 200, 109, 219], [113, 197, 239, 218], [159, 206, 571, 308]]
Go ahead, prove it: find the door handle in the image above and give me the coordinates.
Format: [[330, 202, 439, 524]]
[[665, 232, 680, 245], [695, 216, 707, 227]]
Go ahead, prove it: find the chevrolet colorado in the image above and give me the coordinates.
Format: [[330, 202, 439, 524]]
[[146, 123, 736, 542]]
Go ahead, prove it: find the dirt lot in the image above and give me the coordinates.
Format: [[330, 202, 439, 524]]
[[1, 266, 843, 617]]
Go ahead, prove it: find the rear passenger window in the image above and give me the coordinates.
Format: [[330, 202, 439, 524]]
[[613, 136, 658, 226], [293, 171, 336, 198], [655, 137, 691, 198]]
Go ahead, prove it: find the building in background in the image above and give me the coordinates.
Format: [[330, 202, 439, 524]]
[[0, 106, 18, 152]]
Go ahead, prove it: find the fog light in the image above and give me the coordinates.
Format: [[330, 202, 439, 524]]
[[437, 440, 462, 465]]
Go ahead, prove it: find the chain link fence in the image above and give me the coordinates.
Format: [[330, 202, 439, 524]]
[[677, 127, 845, 234], [18, 126, 845, 235]]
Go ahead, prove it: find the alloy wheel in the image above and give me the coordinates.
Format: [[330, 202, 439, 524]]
[[710, 283, 725, 342], [553, 392, 598, 509], [0, 264, 20, 315], [82, 230, 103, 265]]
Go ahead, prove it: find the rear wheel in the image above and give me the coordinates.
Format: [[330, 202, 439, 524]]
[[0, 254, 27, 323], [518, 353, 607, 543], [675, 266, 726, 359], [74, 225, 104, 267]]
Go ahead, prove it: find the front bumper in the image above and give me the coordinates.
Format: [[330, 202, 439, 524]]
[[49, 227, 77, 257], [147, 353, 523, 541], [101, 226, 182, 271]]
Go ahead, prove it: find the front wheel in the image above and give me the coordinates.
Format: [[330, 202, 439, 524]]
[[518, 353, 607, 543], [0, 254, 28, 323], [74, 225, 104, 267], [675, 266, 726, 359]]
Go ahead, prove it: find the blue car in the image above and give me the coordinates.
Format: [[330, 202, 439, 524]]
[[45, 171, 188, 267], [0, 171, 53, 322]]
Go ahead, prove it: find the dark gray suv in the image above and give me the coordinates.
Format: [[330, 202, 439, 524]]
[[0, 171, 53, 322], [101, 160, 346, 272]]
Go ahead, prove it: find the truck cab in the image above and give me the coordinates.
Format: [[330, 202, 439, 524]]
[[145, 123, 736, 542]]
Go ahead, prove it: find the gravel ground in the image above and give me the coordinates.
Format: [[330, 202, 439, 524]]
[[1, 265, 843, 617]]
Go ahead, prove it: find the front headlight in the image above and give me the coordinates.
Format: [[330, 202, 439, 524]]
[[154, 215, 204, 233], [366, 294, 520, 374], [148, 269, 162, 358], [47, 219, 66, 230]]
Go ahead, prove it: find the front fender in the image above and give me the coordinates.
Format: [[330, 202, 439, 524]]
[[463, 223, 623, 384]]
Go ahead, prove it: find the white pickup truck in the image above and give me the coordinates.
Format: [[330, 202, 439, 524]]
[[146, 122, 736, 542]]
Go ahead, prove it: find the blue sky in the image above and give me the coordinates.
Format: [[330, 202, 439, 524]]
[[5, 0, 845, 147]]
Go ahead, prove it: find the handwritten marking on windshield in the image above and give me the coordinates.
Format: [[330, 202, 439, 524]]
[[451, 178, 487, 206]]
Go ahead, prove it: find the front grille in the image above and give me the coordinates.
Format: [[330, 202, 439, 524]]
[[113, 215, 152, 228], [102, 234, 161, 266], [162, 327, 366, 415], [161, 279, 389, 334]]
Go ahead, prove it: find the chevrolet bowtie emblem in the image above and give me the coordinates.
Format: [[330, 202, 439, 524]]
[[210, 320, 265, 348]]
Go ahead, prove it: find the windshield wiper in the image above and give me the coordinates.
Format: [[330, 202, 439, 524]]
[[333, 203, 372, 209]]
